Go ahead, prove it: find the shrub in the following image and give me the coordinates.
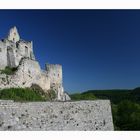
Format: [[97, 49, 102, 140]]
[[70, 92, 96, 100], [132, 87, 140, 94], [0, 88, 46, 102], [31, 84, 56, 101], [31, 84, 46, 96], [47, 89, 57, 100], [114, 100, 140, 130], [131, 87, 140, 103], [0, 66, 17, 75]]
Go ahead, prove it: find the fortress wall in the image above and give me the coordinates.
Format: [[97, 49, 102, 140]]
[[0, 26, 71, 101], [0, 59, 50, 91], [0, 41, 7, 69], [0, 100, 114, 131], [6, 40, 34, 68], [0, 26, 35, 69], [46, 64, 62, 85], [17, 41, 33, 59], [20, 59, 41, 76], [7, 45, 17, 68], [45, 64, 65, 100]]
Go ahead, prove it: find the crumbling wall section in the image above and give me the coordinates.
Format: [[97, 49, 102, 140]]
[[0, 59, 50, 91], [0, 41, 7, 69], [46, 64, 64, 100], [7, 26, 20, 43]]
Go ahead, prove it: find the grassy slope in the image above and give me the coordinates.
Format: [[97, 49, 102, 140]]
[[0, 88, 46, 102]]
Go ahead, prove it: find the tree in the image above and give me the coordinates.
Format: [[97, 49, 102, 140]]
[[116, 100, 140, 130]]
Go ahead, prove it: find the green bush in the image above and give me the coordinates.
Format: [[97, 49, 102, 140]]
[[31, 84, 56, 100], [0, 88, 46, 102], [111, 104, 120, 130], [70, 90, 133, 103], [31, 84, 46, 96], [131, 87, 140, 103], [70, 92, 96, 100], [0, 66, 17, 75], [132, 87, 140, 94], [47, 89, 57, 100], [112, 100, 140, 130], [82, 90, 133, 104]]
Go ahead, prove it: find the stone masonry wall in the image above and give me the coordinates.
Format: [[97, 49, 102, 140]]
[[46, 64, 64, 100], [0, 100, 114, 131], [0, 27, 35, 69], [0, 58, 50, 91], [0, 26, 69, 101], [0, 41, 7, 69]]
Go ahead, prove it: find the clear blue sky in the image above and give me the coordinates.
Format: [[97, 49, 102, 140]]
[[0, 10, 140, 93]]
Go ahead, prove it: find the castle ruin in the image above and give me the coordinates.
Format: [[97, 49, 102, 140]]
[[0, 27, 114, 131], [0, 26, 70, 101]]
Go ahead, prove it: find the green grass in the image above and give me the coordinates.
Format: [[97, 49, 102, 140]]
[[0, 88, 46, 102], [0, 66, 17, 75], [0, 86, 57, 102]]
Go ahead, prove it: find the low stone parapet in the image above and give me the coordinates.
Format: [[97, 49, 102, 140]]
[[0, 100, 114, 130]]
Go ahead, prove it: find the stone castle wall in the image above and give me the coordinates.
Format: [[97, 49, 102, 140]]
[[0, 58, 50, 91], [0, 26, 70, 101], [0, 27, 114, 131], [0, 100, 114, 131], [0, 27, 34, 69], [46, 64, 63, 85], [0, 41, 7, 69], [46, 64, 64, 100]]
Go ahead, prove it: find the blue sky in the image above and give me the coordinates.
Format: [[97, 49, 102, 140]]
[[0, 10, 140, 93]]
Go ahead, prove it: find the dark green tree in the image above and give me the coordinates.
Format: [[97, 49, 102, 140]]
[[116, 100, 140, 130]]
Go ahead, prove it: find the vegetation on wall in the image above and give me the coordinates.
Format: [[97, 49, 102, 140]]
[[0, 86, 57, 102], [47, 89, 57, 100], [0, 66, 17, 75], [0, 88, 45, 102], [31, 84, 57, 101]]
